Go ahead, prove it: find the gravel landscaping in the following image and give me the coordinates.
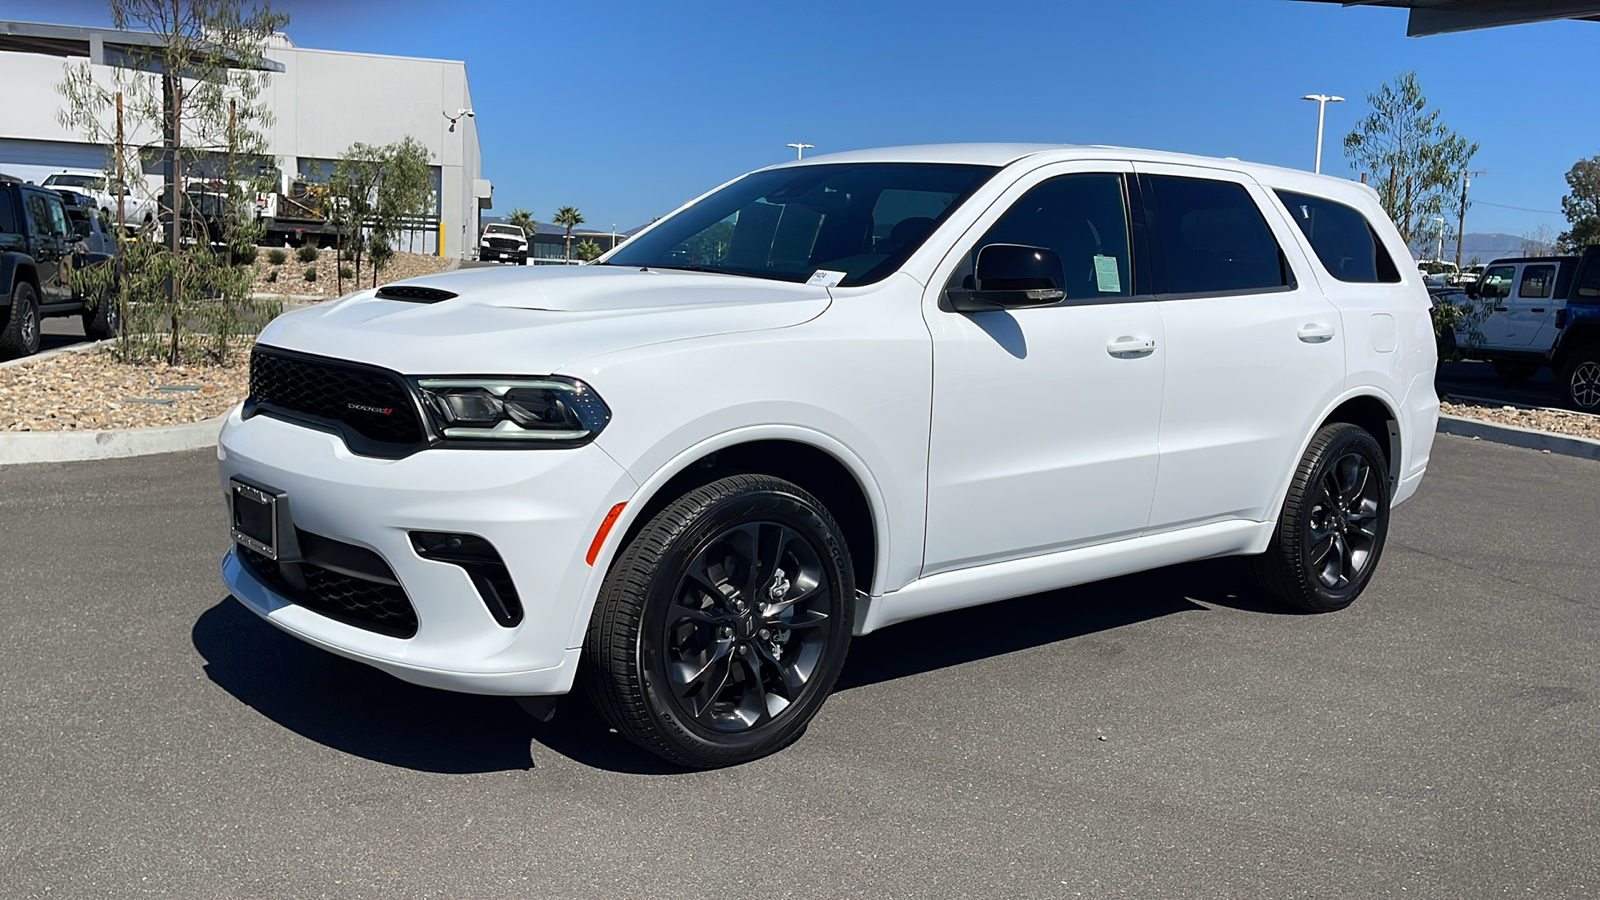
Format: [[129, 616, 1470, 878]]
[[1440, 398, 1600, 441], [0, 345, 247, 432], [250, 247, 454, 297]]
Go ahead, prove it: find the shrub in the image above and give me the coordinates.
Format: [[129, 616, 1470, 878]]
[[265, 269, 278, 283], [295, 244, 319, 263], [339, 264, 354, 279], [303, 266, 318, 282], [266, 248, 287, 266], [233, 245, 259, 265]]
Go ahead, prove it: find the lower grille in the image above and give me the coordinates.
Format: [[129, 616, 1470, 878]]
[[238, 543, 419, 639]]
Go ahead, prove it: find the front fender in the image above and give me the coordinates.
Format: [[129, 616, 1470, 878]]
[[565, 423, 893, 651]]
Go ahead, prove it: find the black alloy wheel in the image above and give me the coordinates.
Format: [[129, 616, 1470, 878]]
[[0, 281, 42, 359], [658, 521, 834, 732], [1563, 348, 1600, 412], [583, 474, 855, 768], [1251, 423, 1391, 613]]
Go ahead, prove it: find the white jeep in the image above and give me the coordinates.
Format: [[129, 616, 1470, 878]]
[[218, 144, 1438, 767]]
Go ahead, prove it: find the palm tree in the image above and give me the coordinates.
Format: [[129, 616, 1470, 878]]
[[552, 205, 584, 260], [573, 238, 603, 262], [506, 207, 537, 237]]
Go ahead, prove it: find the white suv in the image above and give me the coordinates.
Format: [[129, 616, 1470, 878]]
[[219, 144, 1438, 767]]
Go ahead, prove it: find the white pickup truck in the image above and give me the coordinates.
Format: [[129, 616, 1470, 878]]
[[39, 170, 156, 232], [478, 223, 528, 264]]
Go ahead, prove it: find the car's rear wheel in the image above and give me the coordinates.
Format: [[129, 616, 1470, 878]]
[[582, 474, 854, 768], [1250, 423, 1391, 613], [0, 281, 42, 359], [1492, 360, 1539, 382], [1560, 346, 1600, 412], [82, 288, 121, 341]]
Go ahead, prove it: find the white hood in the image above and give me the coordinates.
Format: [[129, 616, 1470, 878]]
[[257, 264, 832, 374]]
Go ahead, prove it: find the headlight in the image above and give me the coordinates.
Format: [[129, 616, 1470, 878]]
[[411, 376, 611, 445]]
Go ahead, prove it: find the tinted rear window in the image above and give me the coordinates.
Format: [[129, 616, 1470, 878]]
[[1144, 175, 1288, 295], [1275, 190, 1400, 284], [0, 190, 14, 234]]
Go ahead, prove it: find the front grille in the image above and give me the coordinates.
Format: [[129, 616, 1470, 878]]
[[238, 543, 419, 639], [486, 237, 521, 250], [248, 346, 426, 452]]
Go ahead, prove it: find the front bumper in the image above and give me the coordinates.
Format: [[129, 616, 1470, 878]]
[[217, 405, 636, 695]]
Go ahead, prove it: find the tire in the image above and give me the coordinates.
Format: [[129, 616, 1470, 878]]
[[1249, 423, 1391, 613], [1560, 346, 1600, 412], [0, 281, 42, 359], [82, 289, 121, 341], [582, 474, 855, 768], [1491, 360, 1539, 383]]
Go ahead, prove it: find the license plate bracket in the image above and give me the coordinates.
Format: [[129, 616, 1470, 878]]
[[230, 479, 280, 559]]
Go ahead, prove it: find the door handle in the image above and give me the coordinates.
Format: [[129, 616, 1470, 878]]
[[1530, 308, 1545, 313], [1296, 323, 1336, 343], [1494, 306, 1509, 312], [1106, 336, 1156, 358]]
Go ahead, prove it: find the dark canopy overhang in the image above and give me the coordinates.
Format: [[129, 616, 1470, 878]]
[[1294, 0, 1600, 35]]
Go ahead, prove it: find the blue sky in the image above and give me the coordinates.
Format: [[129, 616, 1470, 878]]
[[11, 0, 1599, 236]]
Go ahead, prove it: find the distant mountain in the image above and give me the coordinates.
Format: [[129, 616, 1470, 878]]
[[1411, 232, 1554, 262]]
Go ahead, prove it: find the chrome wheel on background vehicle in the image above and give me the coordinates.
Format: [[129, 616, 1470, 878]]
[[583, 474, 854, 768], [1563, 349, 1600, 411], [1250, 423, 1391, 613]]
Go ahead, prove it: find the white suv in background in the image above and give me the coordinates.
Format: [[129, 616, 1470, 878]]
[[218, 144, 1438, 768], [478, 223, 527, 264]]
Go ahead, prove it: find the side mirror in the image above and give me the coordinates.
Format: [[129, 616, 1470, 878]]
[[948, 243, 1066, 312]]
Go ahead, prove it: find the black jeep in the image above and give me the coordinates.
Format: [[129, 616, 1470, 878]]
[[0, 176, 120, 359]]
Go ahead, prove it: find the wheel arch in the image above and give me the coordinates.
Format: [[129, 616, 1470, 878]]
[[1260, 389, 1403, 543], [567, 427, 889, 650]]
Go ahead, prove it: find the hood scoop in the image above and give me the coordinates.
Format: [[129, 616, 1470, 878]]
[[376, 285, 458, 304]]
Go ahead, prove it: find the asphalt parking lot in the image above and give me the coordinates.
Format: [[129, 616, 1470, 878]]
[[1, 435, 1596, 898]]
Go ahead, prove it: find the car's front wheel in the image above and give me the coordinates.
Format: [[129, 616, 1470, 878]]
[[583, 475, 855, 768], [1250, 423, 1391, 613]]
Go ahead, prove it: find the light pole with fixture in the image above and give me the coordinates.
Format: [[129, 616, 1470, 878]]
[[1433, 216, 1446, 262], [1300, 94, 1343, 174], [785, 142, 814, 160]]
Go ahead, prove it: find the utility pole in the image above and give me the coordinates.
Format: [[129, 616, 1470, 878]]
[[1455, 168, 1487, 268]]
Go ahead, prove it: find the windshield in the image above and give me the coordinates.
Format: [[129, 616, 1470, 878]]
[[485, 225, 521, 235], [44, 174, 103, 190], [605, 162, 997, 287]]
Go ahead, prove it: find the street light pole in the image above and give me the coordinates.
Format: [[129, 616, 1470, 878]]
[[785, 142, 814, 160], [1301, 94, 1344, 174], [1433, 216, 1446, 262]]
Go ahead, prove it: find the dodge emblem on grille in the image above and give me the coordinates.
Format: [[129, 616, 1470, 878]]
[[347, 402, 395, 416]]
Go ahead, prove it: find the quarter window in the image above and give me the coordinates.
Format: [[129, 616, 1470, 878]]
[[1274, 190, 1400, 283], [1518, 264, 1555, 299], [969, 172, 1132, 299], [0, 191, 15, 234], [1144, 175, 1289, 295]]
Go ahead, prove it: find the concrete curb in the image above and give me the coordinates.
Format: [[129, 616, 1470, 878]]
[[1438, 414, 1600, 462], [0, 411, 227, 466], [0, 338, 116, 370]]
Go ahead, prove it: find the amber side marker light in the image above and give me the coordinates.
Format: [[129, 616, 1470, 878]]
[[586, 503, 627, 566]]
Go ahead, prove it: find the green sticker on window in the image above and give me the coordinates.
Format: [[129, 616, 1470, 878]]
[[1094, 255, 1122, 293]]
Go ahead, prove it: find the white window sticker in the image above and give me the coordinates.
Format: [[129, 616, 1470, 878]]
[[806, 269, 846, 288], [1093, 255, 1122, 293]]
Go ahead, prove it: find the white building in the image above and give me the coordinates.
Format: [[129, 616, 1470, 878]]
[[0, 21, 491, 258]]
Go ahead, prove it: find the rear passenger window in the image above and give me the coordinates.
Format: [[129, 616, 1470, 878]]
[[1274, 190, 1401, 284], [1518, 264, 1555, 299], [971, 172, 1132, 299], [1144, 175, 1288, 295], [0, 191, 15, 234]]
